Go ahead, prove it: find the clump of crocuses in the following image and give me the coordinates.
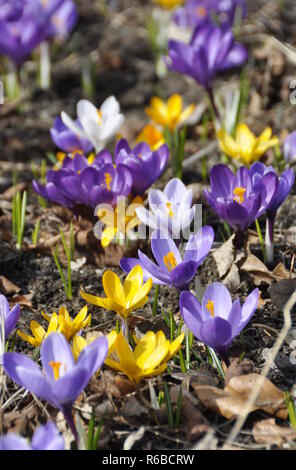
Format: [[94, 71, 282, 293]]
[[180, 282, 259, 354], [203, 164, 278, 248]]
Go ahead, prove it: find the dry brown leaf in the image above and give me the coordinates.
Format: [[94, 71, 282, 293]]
[[0, 276, 21, 295], [225, 358, 254, 384], [253, 418, 296, 446], [10, 294, 32, 307], [268, 278, 296, 310], [193, 373, 288, 420], [212, 235, 236, 279]]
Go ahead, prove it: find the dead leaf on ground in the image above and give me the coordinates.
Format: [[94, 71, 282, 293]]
[[11, 293, 33, 307], [0, 276, 21, 295], [192, 373, 288, 420], [253, 418, 296, 446], [213, 234, 293, 290], [224, 358, 254, 384]]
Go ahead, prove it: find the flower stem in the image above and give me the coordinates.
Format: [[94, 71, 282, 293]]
[[40, 41, 51, 90], [207, 88, 220, 123], [152, 285, 159, 318], [63, 406, 79, 444], [255, 219, 266, 263], [123, 317, 129, 343], [185, 328, 190, 371], [265, 216, 274, 266]]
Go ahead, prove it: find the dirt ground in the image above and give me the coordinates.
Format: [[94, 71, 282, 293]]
[[1, 0, 296, 450]]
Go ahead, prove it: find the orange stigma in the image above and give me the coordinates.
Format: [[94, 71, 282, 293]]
[[206, 300, 214, 317], [196, 6, 207, 17], [233, 186, 246, 204], [97, 109, 103, 125], [104, 173, 112, 191], [166, 202, 174, 217], [49, 361, 62, 381], [163, 252, 178, 272]]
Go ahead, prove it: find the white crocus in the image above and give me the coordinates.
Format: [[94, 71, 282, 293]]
[[61, 96, 124, 153], [136, 178, 195, 239]]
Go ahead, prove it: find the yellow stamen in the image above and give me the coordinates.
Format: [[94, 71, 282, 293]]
[[166, 202, 174, 217], [97, 110, 103, 125], [49, 361, 62, 381], [196, 6, 207, 17], [206, 300, 214, 317], [104, 173, 112, 191], [163, 252, 178, 272], [233, 186, 246, 204]]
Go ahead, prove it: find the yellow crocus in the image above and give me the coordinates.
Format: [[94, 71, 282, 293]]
[[105, 330, 184, 383], [136, 124, 165, 150], [217, 123, 279, 165], [154, 0, 184, 10], [81, 265, 153, 319], [42, 305, 91, 342], [17, 313, 62, 347], [72, 330, 117, 361], [145, 94, 196, 131], [97, 196, 143, 248]]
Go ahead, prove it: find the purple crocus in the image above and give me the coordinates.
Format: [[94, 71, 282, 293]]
[[250, 162, 294, 263], [3, 332, 108, 441], [0, 422, 64, 450], [0, 295, 20, 360], [166, 21, 247, 91], [203, 164, 278, 247], [0, 9, 47, 66], [40, 0, 78, 39], [114, 138, 169, 195], [174, 0, 246, 29], [284, 131, 296, 164], [33, 152, 133, 209], [0, 0, 23, 21], [166, 21, 247, 118], [50, 117, 93, 154], [120, 226, 214, 291], [180, 283, 259, 354]]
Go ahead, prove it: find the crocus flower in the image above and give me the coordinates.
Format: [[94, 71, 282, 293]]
[[105, 330, 184, 383], [3, 332, 108, 440], [0, 422, 64, 450], [50, 117, 93, 155], [42, 305, 91, 342], [166, 21, 247, 92], [44, 0, 78, 39], [135, 178, 195, 239], [72, 330, 117, 361], [61, 97, 125, 153], [217, 123, 279, 165], [17, 312, 61, 348], [154, 0, 185, 10], [0, 295, 20, 360], [250, 162, 294, 263], [120, 226, 214, 291], [0, 9, 47, 66], [203, 164, 278, 245], [114, 138, 169, 194], [95, 196, 143, 248], [180, 283, 259, 354], [174, 0, 247, 29], [145, 94, 196, 131], [136, 124, 165, 150], [33, 152, 132, 209], [81, 265, 153, 319], [0, 0, 23, 21], [284, 131, 296, 164]]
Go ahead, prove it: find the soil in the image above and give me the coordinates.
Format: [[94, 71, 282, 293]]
[[1, 0, 296, 451]]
